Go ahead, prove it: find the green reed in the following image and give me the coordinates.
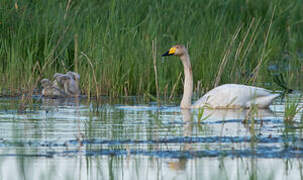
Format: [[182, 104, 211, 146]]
[[1, 0, 303, 97], [284, 95, 302, 124]]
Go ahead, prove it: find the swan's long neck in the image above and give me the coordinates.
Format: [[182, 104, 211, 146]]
[[180, 53, 193, 109]]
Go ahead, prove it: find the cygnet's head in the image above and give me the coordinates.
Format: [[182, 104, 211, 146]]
[[40, 79, 52, 88], [66, 71, 80, 81], [162, 45, 187, 57]]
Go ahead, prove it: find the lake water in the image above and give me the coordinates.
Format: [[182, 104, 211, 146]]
[[0, 95, 302, 180]]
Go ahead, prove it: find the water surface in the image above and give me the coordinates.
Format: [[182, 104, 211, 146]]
[[0, 95, 302, 179]]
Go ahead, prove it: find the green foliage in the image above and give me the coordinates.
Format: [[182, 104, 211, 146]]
[[1, 0, 303, 96], [197, 106, 211, 122], [284, 95, 302, 123]]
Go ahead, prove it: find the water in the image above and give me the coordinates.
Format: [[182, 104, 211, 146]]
[[0, 96, 302, 179]]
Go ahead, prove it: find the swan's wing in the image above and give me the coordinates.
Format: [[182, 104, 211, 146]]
[[193, 84, 278, 108]]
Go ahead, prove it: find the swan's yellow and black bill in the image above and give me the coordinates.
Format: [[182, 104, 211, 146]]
[[162, 47, 176, 56]]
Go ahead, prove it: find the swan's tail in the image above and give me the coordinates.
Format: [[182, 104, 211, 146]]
[[273, 73, 293, 94]]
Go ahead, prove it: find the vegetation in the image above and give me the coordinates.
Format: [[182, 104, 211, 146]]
[[284, 95, 303, 124], [1, 0, 303, 97]]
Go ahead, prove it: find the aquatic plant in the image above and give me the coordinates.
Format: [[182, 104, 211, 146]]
[[284, 95, 302, 124], [1, 0, 303, 97], [243, 104, 260, 140], [197, 106, 212, 123]]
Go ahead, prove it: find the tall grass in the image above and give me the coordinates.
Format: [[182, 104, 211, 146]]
[[1, 0, 303, 97]]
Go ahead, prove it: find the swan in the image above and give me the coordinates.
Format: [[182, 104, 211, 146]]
[[40, 78, 67, 97], [54, 72, 81, 97], [162, 45, 280, 109]]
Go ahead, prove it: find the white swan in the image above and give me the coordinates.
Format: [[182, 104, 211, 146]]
[[162, 45, 280, 109]]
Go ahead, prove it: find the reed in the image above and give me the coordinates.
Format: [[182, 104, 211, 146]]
[[1, 0, 303, 97], [284, 95, 302, 124]]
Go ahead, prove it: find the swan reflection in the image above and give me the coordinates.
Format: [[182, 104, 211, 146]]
[[167, 108, 276, 172], [167, 109, 192, 171], [194, 108, 275, 121]]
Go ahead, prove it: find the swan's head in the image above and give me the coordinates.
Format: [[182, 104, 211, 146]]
[[162, 45, 187, 57]]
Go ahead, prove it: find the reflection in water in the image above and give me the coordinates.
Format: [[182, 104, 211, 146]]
[[168, 109, 192, 171], [0, 97, 302, 179], [41, 96, 81, 106], [197, 108, 275, 121], [193, 108, 278, 137]]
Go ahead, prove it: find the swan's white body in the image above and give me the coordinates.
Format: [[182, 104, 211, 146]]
[[192, 84, 279, 109], [162, 45, 279, 109]]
